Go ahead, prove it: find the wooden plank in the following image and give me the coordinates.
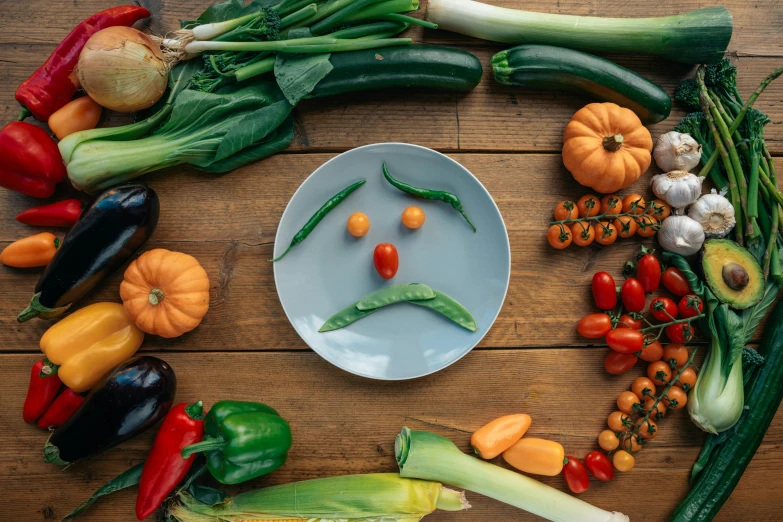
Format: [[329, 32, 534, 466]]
[[0, 350, 781, 521], [2, 155, 781, 352], [0, 2, 781, 153]]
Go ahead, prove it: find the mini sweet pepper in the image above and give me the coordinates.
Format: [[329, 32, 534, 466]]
[[0, 122, 66, 198], [40, 302, 144, 393], [180, 400, 292, 485]]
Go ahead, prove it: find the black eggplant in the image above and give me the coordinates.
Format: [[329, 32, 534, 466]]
[[18, 184, 159, 322], [43, 356, 176, 466]]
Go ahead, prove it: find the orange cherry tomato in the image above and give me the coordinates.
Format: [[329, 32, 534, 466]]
[[577, 195, 600, 218], [346, 212, 371, 237], [607, 411, 631, 432], [640, 340, 664, 362], [648, 199, 672, 220], [554, 201, 578, 221], [614, 215, 638, 238], [617, 391, 641, 415], [401, 206, 426, 229], [675, 367, 698, 391], [663, 386, 688, 410], [635, 418, 658, 439], [647, 361, 672, 386], [632, 377, 656, 400], [620, 434, 643, 452], [594, 221, 618, 246], [598, 430, 620, 451], [622, 194, 646, 215], [571, 222, 595, 247], [644, 398, 667, 420], [636, 215, 659, 237], [663, 344, 689, 368], [547, 224, 572, 249], [600, 194, 622, 215], [613, 450, 635, 472]]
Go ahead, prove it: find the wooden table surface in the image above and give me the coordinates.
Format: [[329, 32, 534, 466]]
[[1, 1, 782, 521]]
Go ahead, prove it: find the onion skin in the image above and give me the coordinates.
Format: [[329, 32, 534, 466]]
[[77, 27, 167, 113]]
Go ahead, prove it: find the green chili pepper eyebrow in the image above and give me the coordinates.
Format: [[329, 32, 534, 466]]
[[270, 179, 366, 262], [382, 163, 476, 232]]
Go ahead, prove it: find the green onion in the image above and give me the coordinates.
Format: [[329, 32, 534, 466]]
[[184, 36, 411, 55], [426, 0, 732, 64], [395, 428, 629, 522]]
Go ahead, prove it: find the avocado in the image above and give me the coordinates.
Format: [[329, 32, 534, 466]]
[[701, 239, 764, 309]]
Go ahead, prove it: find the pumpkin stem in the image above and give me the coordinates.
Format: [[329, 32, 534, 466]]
[[602, 134, 624, 152], [149, 288, 165, 306]]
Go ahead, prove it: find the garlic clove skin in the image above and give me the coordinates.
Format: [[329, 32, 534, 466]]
[[658, 215, 705, 256], [650, 170, 703, 210], [688, 190, 736, 238], [654, 131, 702, 172]]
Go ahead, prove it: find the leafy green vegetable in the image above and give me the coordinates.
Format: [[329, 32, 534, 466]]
[[275, 52, 334, 105], [183, 0, 279, 28], [740, 281, 780, 344]]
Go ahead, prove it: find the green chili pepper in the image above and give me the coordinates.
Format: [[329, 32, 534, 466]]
[[270, 179, 366, 262], [181, 401, 292, 485], [382, 163, 476, 232]]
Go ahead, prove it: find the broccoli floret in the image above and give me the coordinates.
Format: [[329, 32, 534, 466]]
[[705, 59, 738, 91], [742, 347, 765, 386], [675, 79, 701, 111], [674, 112, 709, 142]]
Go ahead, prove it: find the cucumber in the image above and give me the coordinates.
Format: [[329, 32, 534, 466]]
[[491, 45, 671, 124], [671, 295, 783, 521], [311, 45, 483, 98]]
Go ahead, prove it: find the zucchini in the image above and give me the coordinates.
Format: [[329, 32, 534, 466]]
[[311, 45, 483, 98], [491, 45, 671, 124], [672, 296, 783, 521]]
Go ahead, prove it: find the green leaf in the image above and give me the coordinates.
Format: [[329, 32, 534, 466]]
[[201, 117, 294, 173], [188, 483, 228, 507], [214, 97, 293, 161], [274, 52, 334, 105], [741, 281, 780, 344], [184, 0, 256, 27], [61, 463, 143, 520], [746, 235, 766, 266]]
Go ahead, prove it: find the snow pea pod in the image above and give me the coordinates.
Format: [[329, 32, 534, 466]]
[[409, 290, 477, 332], [355, 283, 435, 311], [319, 303, 377, 333]]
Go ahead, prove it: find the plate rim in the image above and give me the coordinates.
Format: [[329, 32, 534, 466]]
[[273, 142, 511, 380]]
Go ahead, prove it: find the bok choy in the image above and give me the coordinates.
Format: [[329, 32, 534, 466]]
[[427, 0, 732, 64]]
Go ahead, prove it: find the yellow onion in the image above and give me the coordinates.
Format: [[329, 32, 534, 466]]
[[77, 27, 167, 113]]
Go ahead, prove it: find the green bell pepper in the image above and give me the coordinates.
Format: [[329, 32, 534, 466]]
[[181, 400, 292, 484]]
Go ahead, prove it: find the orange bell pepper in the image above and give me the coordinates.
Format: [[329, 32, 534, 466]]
[[502, 438, 566, 476], [471, 414, 532, 459], [40, 302, 144, 392], [47, 96, 102, 140], [0, 232, 59, 267]]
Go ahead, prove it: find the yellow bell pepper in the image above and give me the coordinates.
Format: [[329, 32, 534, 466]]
[[40, 302, 144, 393], [502, 438, 565, 476]]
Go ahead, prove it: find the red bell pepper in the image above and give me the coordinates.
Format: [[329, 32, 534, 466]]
[[0, 122, 67, 198], [136, 401, 205, 520], [23, 358, 62, 424], [17, 199, 83, 227], [37, 388, 86, 430], [15, 5, 151, 121]]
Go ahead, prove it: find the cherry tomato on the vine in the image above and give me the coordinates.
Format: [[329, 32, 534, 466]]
[[648, 199, 672, 220], [617, 391, 641, 414], [547, 224, 572, 249], [621, 278, 646, 312], [617, 314, 642, 330], [604, 351, 638, 375], [647, 361, 672, 386], [644, 397, 667, 420], [373, 243, 399, 280], [650, 297, 678, 322], [563, 457, 590, 494], [622, 194, 645, 215], [614, 216, 637, 238], [591, 272, 617, 310], [600, 194, 622, 215], [663, 343, 689, 368], [635, 215, 659, 238], [606, 328, 644, 354], [598, 430, 620, 451], [632, 377, 656, 399], [594, 221, 618, 246], [554, 200, 578, 222], [577, 313, 613, 339], [666, 322, 695, 344], [636, 251, 661, 293], [663, 386, 688, 410], [662, 267, 691, 296], [571, 222, 595, 247], [679, 295, 704, 318], [639, 340, 664, 362], [577, 195, 600, 218], [675, 367, 698, 392], [584, 451, 614, 482]]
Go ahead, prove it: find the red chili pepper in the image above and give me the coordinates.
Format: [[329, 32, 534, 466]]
[[17, 199, 83, 227], [562, 456, 590, 494], [0, 122, 66, 198], [37, 388, 85, 430], [23, 358, 62, 424], [15, 5, 151, 121], [136, 401, 205, 520]]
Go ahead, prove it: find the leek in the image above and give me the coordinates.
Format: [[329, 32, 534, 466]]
[[427, 0, 732, 64], [167, 473, 470, 522], [395, 428, 629, 522]]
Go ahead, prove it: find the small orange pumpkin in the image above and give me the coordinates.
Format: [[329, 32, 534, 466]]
[[120, 249, 210, 338], [562, 102, 653, 194]]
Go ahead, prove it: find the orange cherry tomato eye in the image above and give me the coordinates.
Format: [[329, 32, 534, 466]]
[[577, 195, 600, 218], [617, 391, 642, 415], [554, 201, 578, 221], [594, 221, 618, 246], [346, 212, 371, 237], [614, 215, 638, 238], [600, 194, 622, 215], [636, 215, 659, 237], [570, 222, 595, 247], [647, 361, 672, 386], [547, 224, 572, 249], [622, 194, 646, 215], [401, 206, 426, 229], [631, 377, 656, 400]]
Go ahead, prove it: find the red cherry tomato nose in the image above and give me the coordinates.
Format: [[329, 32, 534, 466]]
[[373, 243, 399, 280]]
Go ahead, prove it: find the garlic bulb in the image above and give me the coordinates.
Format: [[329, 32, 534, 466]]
[[654, 132, 702, 172], [650, 170, 703, 209], [688, 190, 736, 238], [77, 27, 167, 113], [658, 215, 705, 256]]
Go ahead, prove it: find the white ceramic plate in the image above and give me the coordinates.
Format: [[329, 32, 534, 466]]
[[274, 143, 510, 380]]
